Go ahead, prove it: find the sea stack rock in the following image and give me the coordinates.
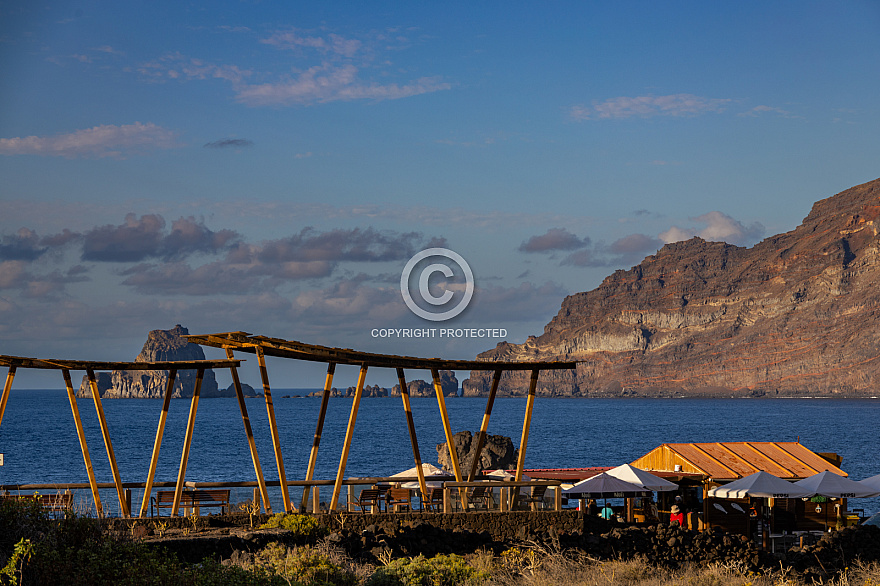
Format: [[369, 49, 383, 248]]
[[436, 430, 518, 474], [390, 370, 458, 397], [464, 178, 880, 398], [77, 325, 221, 398]]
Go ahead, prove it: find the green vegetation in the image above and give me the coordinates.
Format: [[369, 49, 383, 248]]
[[259, 513, 330, 540], [3, 496, 880, 586], [366, 554, 488, 586]]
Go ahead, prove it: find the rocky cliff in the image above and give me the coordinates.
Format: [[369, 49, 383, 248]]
[[463, 178, 880, 398], [77, 325, 254, 399]]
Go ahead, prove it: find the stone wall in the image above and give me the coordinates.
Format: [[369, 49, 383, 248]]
[[320, 510, 604, 540]]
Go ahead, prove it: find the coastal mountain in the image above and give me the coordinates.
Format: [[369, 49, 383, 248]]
[[77, 324, 255, 399], [463, 178, 880, 398]]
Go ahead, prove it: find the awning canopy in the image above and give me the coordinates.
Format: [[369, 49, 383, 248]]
[[708, 471, 812, 499], [793, 471, 880, 499], [606, 463, 678, 492], [858, 473, 880, 493], [563, 472, 652, 499]]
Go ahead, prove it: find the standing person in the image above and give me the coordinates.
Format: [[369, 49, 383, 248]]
[[670, 504, 685, 526], [599, 503, 615, 520]]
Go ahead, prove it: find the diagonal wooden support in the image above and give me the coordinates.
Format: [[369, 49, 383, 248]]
[[226, 349, 271, 514], [512, 369, 540, 510], [330, 364, 367, 511], [140, 368, 177, 518], [257, 346, 291, 512], [0, 366, 15, 428], [173, 368, 203, 516], [432, 368, 465, 508], [88, 368, 129, 517], [468, 369, 502, 482], [397, 368, 427, 497], [62, 369, 103, 518], [302, 362, 335, 512]]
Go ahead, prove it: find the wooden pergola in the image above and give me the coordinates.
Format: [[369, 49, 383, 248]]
[[185, 332, 577, 512], [0, 354, 249, 518]]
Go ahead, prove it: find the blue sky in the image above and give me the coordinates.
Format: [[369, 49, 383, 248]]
[[2, 1, 879, 388]]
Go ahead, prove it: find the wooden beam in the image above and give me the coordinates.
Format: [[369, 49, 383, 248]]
[[256, 346, 291, 512], [0, 355, 240, 371], [513, 369, 539, 510], [432, 368, 465, 508], [139, 368, 177, 518], [62, 369, 103, 518], [397, 368, 427, 497], [183, 334, 576, 372], [468, 369, 502, 482], [227, 350, 272, 514], [302, 362, 335, 512], [0, 366, 15, 428], [330, 364, 367, 511], [172, 368, 203, 516], [88, 368, 129, 517]]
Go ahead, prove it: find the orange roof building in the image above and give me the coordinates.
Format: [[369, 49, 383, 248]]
[[630, 442, 845, 483]]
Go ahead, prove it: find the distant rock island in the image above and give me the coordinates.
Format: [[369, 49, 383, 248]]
[[464, 177, 880, 398], [305, 370, 458, 398], [77, 324, 258, 399]]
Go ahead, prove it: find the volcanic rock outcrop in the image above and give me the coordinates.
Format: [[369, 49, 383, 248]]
[[464, 178, 880, 398], [436, 430, 518, 474], [391, 370, 459, 397], [77, 325, 251, 399]]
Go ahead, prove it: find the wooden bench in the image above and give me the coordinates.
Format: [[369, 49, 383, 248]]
[[1, 493, 74, 518], [150, 489, 230, 516]]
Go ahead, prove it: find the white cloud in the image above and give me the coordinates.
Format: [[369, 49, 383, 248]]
[[261, 30, 363, 58], [235, 63, 449, 106], [660, 211, 764, 246], [738, 105, 799, 118], [571, 94, 730, 120], [0, 122, 181, 159]]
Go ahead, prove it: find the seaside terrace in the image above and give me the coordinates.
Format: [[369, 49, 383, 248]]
[[0, 332, 576, 518]]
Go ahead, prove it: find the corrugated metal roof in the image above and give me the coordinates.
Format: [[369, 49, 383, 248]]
[[630, 442, 845, 481]]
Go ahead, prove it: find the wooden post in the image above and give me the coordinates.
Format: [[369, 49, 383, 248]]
[[226, 350, 272, 514], [312, 486, 320, 514], [256, 347, 291, 512], [173, 368, 203, 516], [88, 368, 129, 517], [0, 366, 15, 428], [62, 369, 103, 518], [512, 369, 539, 510], [468, 369, 502, 482], [397, 368, 427, 497], [432, 368, 465, 496], [140, 368, 177, 518], [330, 364, 367, 511], [555, 486, 562, 511], [302, 362, 335, 512]]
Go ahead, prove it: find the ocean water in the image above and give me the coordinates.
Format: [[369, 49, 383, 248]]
[[1, 390, 878, 516]]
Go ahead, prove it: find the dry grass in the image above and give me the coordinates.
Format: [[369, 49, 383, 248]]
[[464, 546, 880, 586]]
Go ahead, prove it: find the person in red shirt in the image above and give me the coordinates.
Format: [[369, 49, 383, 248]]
[[670, 504, 685, 526]]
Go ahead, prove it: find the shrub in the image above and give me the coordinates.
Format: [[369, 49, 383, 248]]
[[0, 495, 50, 556], [259, 514, 329, 540], [252, 543, 357, 586], [366, 554, 488, 586]]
